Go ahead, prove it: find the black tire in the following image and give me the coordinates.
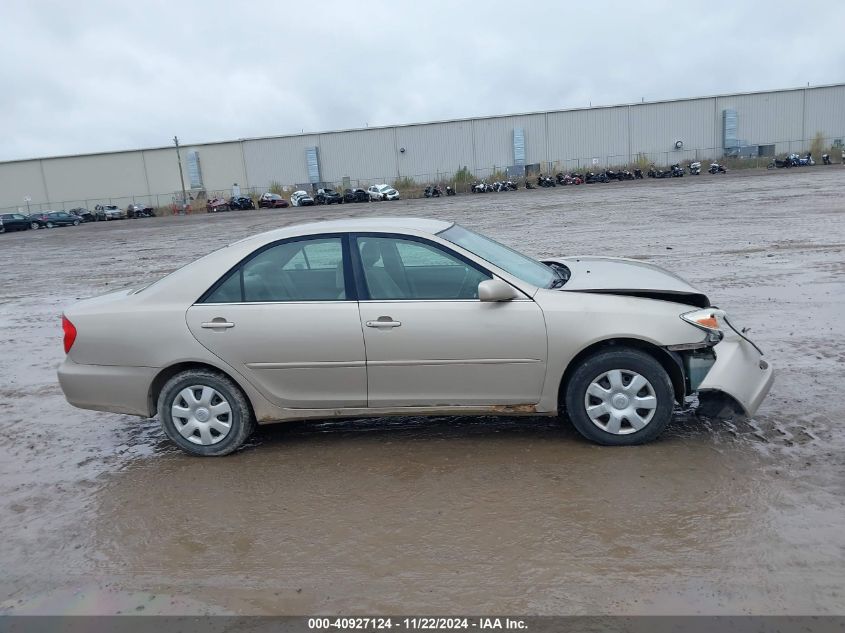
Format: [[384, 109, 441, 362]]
[[72, 220, 80, 226], [158, 368, 256, 456], [31, 222, 40, 229], [0, 226, 5, 234], [563, 347, 674, 446], [46, 221, 54, 228]]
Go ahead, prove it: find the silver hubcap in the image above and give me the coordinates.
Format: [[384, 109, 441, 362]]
[[584, 369, 657, 435], [171, 385, 233, 445]]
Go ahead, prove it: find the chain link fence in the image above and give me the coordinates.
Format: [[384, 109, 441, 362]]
[[3, 137, 843, 214]]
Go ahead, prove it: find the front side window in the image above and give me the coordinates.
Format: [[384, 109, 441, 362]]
[[356, 236, 490, 300], [204, 237, 346, 303]]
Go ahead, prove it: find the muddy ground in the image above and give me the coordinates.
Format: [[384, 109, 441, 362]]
[[0, 168, 843, 615]]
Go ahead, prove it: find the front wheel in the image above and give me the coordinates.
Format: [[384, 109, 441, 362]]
[[31, 222, 40, 229], [73, 220, 80, 226], [46, 221, 55, 228], [158, 369, 256, 456], [563, 348, 674, 445]]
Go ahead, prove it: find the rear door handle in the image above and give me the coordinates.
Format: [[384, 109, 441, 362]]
[[365, 318, 401, 328], [201, 321, 235, 329]]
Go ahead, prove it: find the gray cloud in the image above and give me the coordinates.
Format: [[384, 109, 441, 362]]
[[1, 0, 843, 161]]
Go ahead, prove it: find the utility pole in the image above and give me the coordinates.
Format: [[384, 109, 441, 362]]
[[174, 136, 188, 214]]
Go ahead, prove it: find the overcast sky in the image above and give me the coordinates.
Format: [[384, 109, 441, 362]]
[[1, 0, 843, 161]]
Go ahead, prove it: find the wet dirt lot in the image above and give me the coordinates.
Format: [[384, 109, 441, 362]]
[[1, 168, 843, 615]]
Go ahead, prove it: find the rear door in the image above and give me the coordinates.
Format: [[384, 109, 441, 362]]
[[186, 235, 367, 409], [352, 234, 548, 407]]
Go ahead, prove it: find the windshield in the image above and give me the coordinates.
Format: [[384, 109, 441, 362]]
[[439, 224, 558, 288]]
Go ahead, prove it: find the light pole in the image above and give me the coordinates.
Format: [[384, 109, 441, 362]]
[[174, 136, 188, 214]]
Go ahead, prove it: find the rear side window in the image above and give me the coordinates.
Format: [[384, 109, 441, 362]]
[[202, 237, 347, 303]]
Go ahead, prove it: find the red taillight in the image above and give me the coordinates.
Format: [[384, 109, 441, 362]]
[[62, 315, 77, 354]]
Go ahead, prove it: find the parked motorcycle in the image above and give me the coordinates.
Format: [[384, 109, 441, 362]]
[[445, 185, 456, 195], [688, 161, 701, 175], [797, 152, 815, 166], [471, 181, 488, 193], [633, 168, 644, 179], [537, 174, 556, 187], [822, 154, 831, 165], [767, 156, 792, 169], [584, 171, 609, 184], [708, 163, 727, 174], [670, 163, 685, 177], [424, 184, 442, 198], [525, 182, 536, 189]]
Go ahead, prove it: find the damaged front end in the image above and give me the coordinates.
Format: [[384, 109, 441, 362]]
[[542, 256, 773, 417], [668, 308, 774, 416]]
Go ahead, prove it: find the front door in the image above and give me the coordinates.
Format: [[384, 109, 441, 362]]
[[186, 235, 367, 409], [352, 234, 548, 407]]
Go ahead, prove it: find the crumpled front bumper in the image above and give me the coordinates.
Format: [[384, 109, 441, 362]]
[[697, 334, 774, 416]]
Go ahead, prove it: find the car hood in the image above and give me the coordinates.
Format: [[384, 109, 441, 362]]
[[542, 256, 710, 308]]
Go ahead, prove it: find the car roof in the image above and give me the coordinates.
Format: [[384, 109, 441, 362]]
[[234, 217, 454, 245]]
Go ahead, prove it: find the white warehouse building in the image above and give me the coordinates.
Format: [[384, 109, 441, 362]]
[[1, 83, 844, 212]]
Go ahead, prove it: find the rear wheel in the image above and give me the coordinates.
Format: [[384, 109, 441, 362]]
[[31, 222, 39, 229], [46, 221, 55, 228], [72, 220, 80, 226], [158, 369, 256, 456], [564, 348, 674, 445]]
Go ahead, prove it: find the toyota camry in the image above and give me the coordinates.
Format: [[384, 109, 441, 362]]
[[58, 218, 773, 456]]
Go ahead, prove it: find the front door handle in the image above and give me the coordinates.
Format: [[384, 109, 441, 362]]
[[365, 317, 401, 328], [201, 320, 235, 329]]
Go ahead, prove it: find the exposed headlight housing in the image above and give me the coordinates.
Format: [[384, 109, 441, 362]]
[[679, 308, 726, 345]]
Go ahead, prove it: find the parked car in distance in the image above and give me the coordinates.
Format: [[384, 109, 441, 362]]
[[344, 188, 370, 203], [0, 213, 34, 232], [314, 188, 343, 205], [127, 203, 155, 218], [68, 208, 96, 222], [206, 197, 230, 213], [41, 211, 81, 228], [290, 191, 315, 207], [57, 217, 773, 456], [27, 212, 50, 228], [94, 204, 126, 221], [229, 196, 255, 210], [367, 184, 400, 201], [258, 193, 290, 209]]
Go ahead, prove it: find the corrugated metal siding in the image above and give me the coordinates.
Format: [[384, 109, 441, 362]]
[[395, 121, 474, 181], [40, 152, 149, 201], [472, 115, 547, 171], [318, 128, 395, 182], [805, 85, 845, 145], [629, 98, 716, 156], [0, 161, 49, 209], [716, 91, 804, 147], [242, 134, 321, 188], [548, 106, 628, 166]]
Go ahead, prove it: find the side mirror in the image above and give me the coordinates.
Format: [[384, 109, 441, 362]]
[[478, 279, 519, 302]]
